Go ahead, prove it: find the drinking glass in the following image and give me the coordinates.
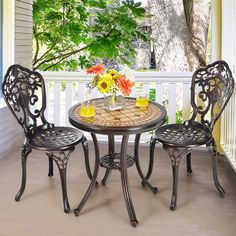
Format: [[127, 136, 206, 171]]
[[79, 100, 96, 117], [136, 92, 149, 108]]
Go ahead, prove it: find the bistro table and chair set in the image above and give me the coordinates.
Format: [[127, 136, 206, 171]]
[[2, 61, 234, 227]]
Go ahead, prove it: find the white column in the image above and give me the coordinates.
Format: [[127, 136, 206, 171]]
[[3, 0, 15, 73], [221, 0, 235, 69]]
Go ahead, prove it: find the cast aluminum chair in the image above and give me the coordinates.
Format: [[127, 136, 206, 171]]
[[146, 60, 234, 210], [2, 64, 92, 213]]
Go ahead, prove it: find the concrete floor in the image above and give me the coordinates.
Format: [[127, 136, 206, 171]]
[[0, 143, 236, 236]]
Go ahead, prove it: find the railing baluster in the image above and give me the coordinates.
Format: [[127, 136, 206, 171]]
[[130, 86, 136, 98], [227, 100, 231, 153], [142, 83, 149, 94], [220, 107, 225, 149], [45, 81, 49, 121], [232, 96, 236, 162], [65, 82, 73, 126], [156, 82, 163, 104], [229, 99, 232, 154], [230, 99, 233, 156], [225, 105, 229, 152], [168, 82, 176, 123], [182, 82, 191, 121], [91, 87, 99, 99], [77, 82, 86, 102], [54, 82, 61, 125]]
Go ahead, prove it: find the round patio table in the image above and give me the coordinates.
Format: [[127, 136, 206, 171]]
[[68, 97, 166, 227]]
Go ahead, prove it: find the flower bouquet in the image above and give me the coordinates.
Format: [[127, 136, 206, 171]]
[[86, 64, 134, 111]]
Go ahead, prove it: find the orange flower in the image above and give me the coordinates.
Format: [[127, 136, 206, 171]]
[[86, 64, 105, 75], [116, 75, 134, 96]]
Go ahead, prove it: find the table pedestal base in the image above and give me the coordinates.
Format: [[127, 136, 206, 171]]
[[100, 153, 135, 170], [74, 133, 158, 227]]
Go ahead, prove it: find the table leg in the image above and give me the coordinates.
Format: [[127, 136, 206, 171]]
[[101, 135, 114, 185], [120, 134, 138, 227], [74, 133, 100, 216], [135, 134, 158, 194]]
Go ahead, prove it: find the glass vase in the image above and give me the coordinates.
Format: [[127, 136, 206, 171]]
[[104, 92, 125, 111]]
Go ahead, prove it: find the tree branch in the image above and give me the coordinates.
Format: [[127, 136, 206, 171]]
[[42, 55, 71, 71], [33, 10, 72, 66], [183, 0, 194, 32], [105, 27, 115, 37], [32, 26, 40, 65], [33, 43, 92, 70], [33, 39, 67, 66]]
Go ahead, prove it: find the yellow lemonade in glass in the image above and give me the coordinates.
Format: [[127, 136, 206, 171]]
[[80, 103, 96, 117], [136, 96, 148, 108]]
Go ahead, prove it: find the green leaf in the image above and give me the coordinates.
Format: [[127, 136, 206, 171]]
[[134, 2, 142, 7], [33, 0, 148, 71]]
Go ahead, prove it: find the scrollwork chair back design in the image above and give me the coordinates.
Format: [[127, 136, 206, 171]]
[[2, 65, 51, 136], [190, 61, 234, 130]]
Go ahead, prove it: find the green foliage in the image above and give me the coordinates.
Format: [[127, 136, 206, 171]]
[[161, 97, 183, 124], [147, 88, 183, 124], [33, 0, 148, 71], [149, 88, 156, 102], [165, 110, 183, 125], [175, 110, 183, 124]]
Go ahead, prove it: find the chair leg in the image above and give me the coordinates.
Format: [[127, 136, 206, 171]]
[[58, 166, 70, 213], [170, 163, 180, 210], [163, 145, 191, 210], [48, 156, 54, 177], [186, 153, 192, 173], [207, 140, 225, 196], [15, 144, 32, 201], [47, 149, 74, 213], [74, 133, 100, 216]]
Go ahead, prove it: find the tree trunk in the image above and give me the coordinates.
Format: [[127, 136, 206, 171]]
[[148, 0, 211, 71]]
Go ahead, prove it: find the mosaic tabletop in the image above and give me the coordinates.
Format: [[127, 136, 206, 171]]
[[69, 98, 166, 135]]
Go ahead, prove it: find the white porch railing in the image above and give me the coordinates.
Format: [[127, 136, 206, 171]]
[[41, 71, 193, 142], [221, 86, 236, 171], [40, 70, 236, 170]]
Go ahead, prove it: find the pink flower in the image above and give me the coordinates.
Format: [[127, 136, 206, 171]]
[[116, 75, 134, 96], [86, 64, 105, 75]]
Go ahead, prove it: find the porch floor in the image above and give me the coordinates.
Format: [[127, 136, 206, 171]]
[[0, 143, 236, 236]]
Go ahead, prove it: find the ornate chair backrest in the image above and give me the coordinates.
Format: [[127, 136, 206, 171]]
[[2, 65, 51, 137], [190, 60, 234, 131]]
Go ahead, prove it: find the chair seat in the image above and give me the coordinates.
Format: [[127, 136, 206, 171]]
[[155, 123, 212, 147], [26, 127, 84, 151]]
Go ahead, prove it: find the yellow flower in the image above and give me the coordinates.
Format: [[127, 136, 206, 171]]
[[97, 76, 113, 93], [108, 69, 120, 80], [101, 73, 113, 81], [91, 75, 100, 88]]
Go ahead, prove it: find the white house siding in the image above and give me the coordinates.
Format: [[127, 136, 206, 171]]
[[0, 0, 33, 159], [0, 107, 23, 158], [15, 0, 33, 68]]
